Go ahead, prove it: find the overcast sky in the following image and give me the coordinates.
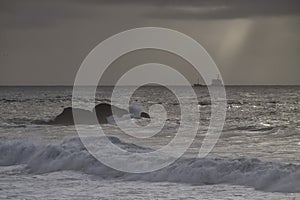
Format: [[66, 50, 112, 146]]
[[0, 0, 299, 85]]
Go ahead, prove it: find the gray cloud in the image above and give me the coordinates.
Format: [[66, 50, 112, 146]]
[[0, 0, 95, 29], [1, 0, 299, 30], [73, 0, 300, 19], [0, 0, 299, 85]]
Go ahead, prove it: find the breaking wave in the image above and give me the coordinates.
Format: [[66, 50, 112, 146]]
[[0, 137, 299, 193]]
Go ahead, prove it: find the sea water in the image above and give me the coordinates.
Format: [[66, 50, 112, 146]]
[[0, 86, 299, 199]]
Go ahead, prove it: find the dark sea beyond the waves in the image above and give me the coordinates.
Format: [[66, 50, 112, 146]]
[[0, 86, 299, 200]]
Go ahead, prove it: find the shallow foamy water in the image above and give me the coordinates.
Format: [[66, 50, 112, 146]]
[[0, 166, 298, 200]]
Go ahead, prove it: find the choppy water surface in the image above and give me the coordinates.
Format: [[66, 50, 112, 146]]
[[0, 86, 299, 199]]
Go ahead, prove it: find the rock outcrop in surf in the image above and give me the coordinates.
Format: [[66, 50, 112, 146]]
[[93, 103, 129, 124], [48, 107, 96, 125], [140, 112, 150, 118], [35, 103, 150, 125]]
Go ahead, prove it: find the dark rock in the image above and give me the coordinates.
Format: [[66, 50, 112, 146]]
[[37, 103, 150, 125], [48, 107, 95, 125], [140, 112, 150, 118], [93, 103, 129, 124]]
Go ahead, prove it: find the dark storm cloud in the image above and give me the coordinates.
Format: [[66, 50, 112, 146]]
[[73, 0, 300, 19], [0, 0, 299, 85], [0, 0, 92, 29], [1, 0, 299, 30]]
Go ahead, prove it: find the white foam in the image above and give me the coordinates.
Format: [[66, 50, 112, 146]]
[[129, 103, 145, 118], [0, 137, 299, 193]]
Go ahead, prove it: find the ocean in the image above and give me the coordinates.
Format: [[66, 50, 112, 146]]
[[0, 86, 299, 200]]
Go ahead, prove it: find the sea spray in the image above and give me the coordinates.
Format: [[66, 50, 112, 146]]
[[0, 137, 299, 193]]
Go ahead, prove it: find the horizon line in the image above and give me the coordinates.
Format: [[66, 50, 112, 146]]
[[0, 84, 299, 87]]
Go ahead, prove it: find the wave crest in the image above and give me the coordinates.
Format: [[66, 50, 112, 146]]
[[0, 137, 299, 193]]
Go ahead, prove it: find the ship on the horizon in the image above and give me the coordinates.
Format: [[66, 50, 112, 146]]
[[193, 78, 204, 87], [193, 75, 223, 87], [210, 74, 223, 86]]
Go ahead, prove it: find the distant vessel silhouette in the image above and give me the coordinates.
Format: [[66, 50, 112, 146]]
[[210, 74, 223, 86], [193, 78, 203, 87]]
